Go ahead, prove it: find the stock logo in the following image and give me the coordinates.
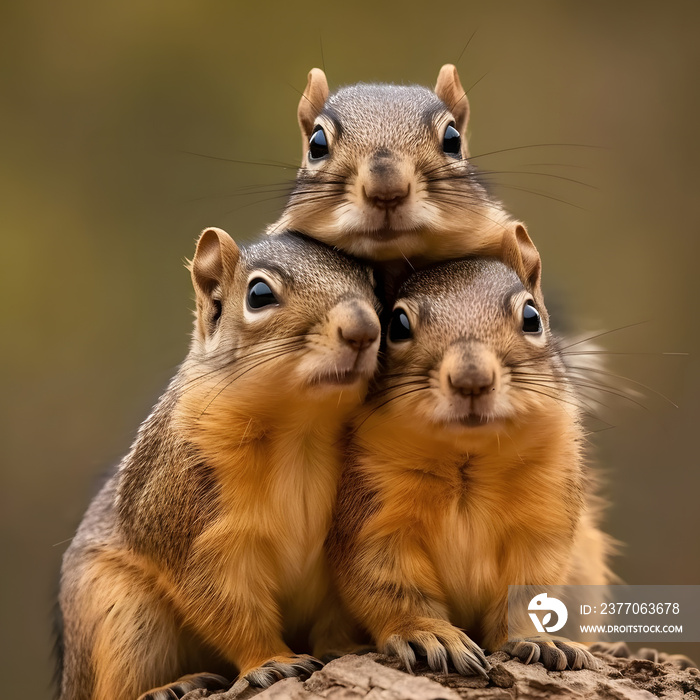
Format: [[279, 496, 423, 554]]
[[528, 593, 568, 633]]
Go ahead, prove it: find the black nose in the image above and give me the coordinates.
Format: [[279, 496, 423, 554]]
[[447, 368, 496, 398]]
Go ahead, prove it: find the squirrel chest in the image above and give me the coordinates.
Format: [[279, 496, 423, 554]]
[[194, 416, 344, 612], [355, 425, 584, 628]]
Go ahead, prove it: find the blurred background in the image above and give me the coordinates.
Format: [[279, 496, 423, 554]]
[[2, 1, 698, 695]]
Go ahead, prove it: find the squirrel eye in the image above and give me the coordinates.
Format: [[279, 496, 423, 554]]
[[388, 307, 412, 342], [442, 123, 461, 156], [247, 279, 278, 310], [308, 126, 329, 160], [522, 301, 542, 334]]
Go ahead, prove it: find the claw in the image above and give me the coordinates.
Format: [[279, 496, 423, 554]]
[[244, 654, 322, 688], [137, 672, 231, 700]]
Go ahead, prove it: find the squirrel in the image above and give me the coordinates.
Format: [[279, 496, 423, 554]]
[[326, 224, 615, 676], [57, 228, 381, 700], [267, 64, 523, 267]]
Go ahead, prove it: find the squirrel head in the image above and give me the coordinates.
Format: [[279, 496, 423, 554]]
[[368, 235, 570, 443], [185, 228, 381, 414], [273, 64, 519, 262]]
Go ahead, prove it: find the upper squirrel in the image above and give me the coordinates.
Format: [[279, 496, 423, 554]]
[[327, 226, 615, 676], [267, 64, 521, 263], [57, 229, 381, 700]]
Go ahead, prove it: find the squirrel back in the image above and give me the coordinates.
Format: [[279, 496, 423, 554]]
[[268, 64, 520, 263]]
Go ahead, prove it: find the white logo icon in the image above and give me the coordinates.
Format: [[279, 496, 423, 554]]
[[528, 593, 568, 633]]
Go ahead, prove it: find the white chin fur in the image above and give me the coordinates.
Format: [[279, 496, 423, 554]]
[[296, 349, 377, 392]]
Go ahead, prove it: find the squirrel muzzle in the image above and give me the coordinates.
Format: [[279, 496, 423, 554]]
[[439, 341, 502, 423]]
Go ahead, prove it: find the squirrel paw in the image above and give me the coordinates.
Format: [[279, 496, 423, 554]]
[[382, 619, 489, 678], [502, 637, 599, 671], [243, 654, 323, 688], [137, 672, 231, 699]]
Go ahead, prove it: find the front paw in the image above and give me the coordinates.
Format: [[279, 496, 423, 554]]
[[137, 672, 230, 699], [242, 654, 324, 688], [381, 617, 489, 678], [502, 637, 598, 671]]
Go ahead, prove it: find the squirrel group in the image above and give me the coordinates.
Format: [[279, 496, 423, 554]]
[[57, 64, 615, 699]]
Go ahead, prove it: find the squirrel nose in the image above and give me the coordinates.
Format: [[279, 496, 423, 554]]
[[447, 367, 496, 398], [364, 182, 410, 210], [363, 154, 410, 209], [337, 303, 380, 352]]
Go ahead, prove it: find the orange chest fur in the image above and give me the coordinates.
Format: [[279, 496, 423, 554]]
[[366, 449, 582, 624], [193, 430, 344, 620]]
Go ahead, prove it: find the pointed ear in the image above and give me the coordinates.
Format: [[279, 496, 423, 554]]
[[190, 227, 240, 300], [297, 68, 329, 162], [501, 223, 547, 317], [435, 64, 470, 155]]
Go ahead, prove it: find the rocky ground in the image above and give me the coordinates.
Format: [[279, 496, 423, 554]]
[[179, 646, 699, 700]]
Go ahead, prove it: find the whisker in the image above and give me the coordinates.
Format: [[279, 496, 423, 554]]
[[468, 143, 603, 161], [476, 181, 585, 209], [477, 169, 597, 190], [558, 323, 649, 350], [564, 364, 678, 408], [455, 29, 478, 66], [180, 337, 309, 396], [357, 385, 432, 429], [198, 346, 307, 418], [510, 378, 600, 412], [179, 150, 299, 171]]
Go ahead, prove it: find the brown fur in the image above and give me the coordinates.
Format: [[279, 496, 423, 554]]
[[327, 241, 615, 675], [269, 64, 524, 264], [58, 229, 381, 699]]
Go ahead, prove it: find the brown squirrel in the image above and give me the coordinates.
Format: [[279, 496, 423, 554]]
[[327, 225, 615, 675], [268, 64, 521, 266], [57, 229, 381, 699]]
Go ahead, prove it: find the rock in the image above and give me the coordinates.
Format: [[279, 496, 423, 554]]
[[183, 650, 700, 700]]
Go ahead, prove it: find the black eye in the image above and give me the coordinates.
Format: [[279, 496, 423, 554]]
[[388, 307, 412, 342], [308, 126, 329, 160], [522, 301, 542, 334], [247, 279, 278, 310], [442, 123, 461, 156]]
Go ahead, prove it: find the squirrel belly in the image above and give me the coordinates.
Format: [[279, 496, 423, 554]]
[[268, 64, 523, 264], [58, 229, 381, 700], [327, 228, 615, 676]]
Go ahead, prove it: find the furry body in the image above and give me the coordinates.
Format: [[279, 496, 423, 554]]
[[328, 238, 614, 675], [58, 230, 380, 699]]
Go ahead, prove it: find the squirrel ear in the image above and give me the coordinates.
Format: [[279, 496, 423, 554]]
[[501, 223, 547, 316], [435, 64, 470, 156], [190, 227, 240, 299], [298, 68, 329, 162]]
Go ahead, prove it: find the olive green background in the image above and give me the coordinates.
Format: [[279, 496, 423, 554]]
[[2, 1, 698, 695]]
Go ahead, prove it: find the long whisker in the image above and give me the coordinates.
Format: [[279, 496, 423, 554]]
[[558, 323, 649, 350], [477, 168, 597, 190], [179, 150, 299, 171], [180, 336, 309, 396], [477, 181, 585, 209], [357, 385, 432, 430], [467, 143, 603, 161], [197, 345, 307, 418], [512, 372, 650, 411], [564, 364, 678, 408]]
